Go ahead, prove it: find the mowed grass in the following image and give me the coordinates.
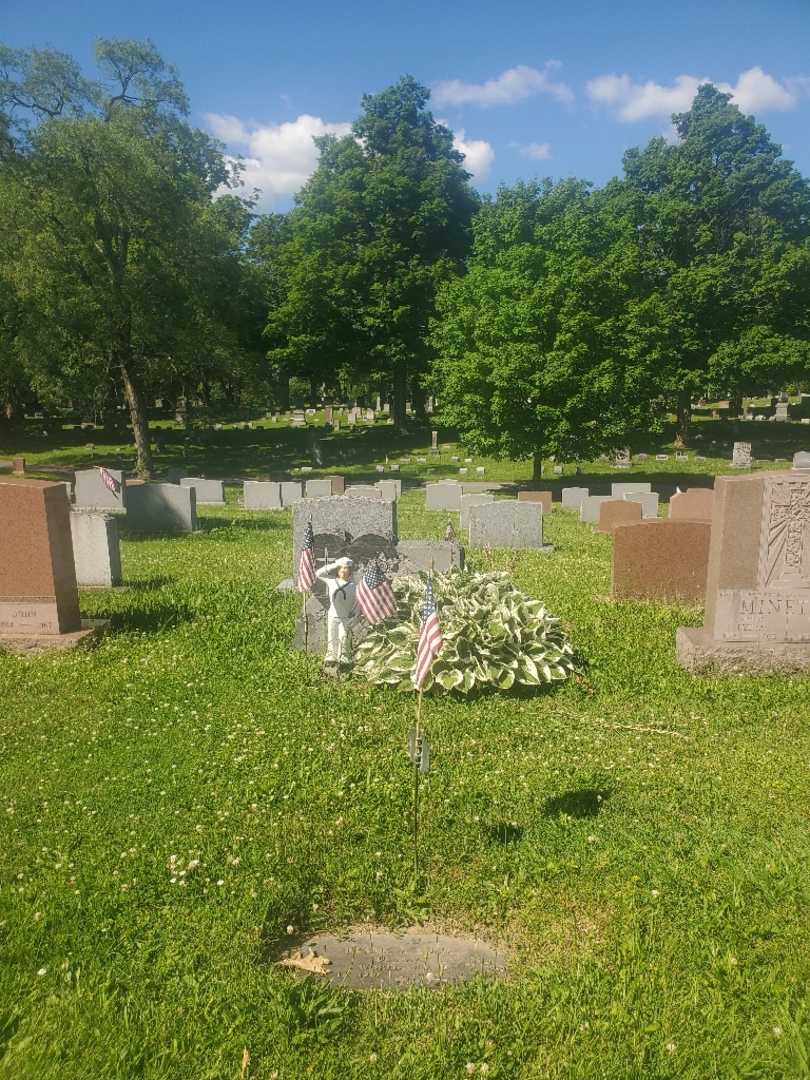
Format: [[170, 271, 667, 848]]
[[2, 489, 810, 1079]]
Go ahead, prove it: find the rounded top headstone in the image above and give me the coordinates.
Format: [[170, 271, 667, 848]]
[[792, 451, 810, 472]]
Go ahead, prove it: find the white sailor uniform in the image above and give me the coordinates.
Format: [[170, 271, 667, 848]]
[[316, 560, 358, 663]]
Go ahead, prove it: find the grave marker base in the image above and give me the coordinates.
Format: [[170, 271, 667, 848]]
[[0, 617, 109, 656], [676, 627, 810, 675]]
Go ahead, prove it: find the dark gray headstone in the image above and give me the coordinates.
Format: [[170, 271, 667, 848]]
[[126, 483, 197, 534]]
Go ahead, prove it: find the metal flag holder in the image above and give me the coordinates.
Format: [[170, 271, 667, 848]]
[[408, 560, 436, 887], [408, 709, 431, 885]]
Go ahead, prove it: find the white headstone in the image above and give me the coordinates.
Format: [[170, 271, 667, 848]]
[[180, 477, 225, 505], [69, 511, 122, 587], [243, 481, 283, 509]]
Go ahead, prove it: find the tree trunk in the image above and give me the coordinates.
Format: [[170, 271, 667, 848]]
[[412, 383, 426, 419], [675, 389, 691, 447], [532, 453, 543, 482], [392, 358, 407, 429], [120, 360, 153, 478], [277, 373, 290, 411]]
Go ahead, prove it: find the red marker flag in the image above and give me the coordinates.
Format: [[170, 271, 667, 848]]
[[413, 576, 443, 690], [297, 521, 316, 593], [99, 466, 122, 498], [356, 559, 396, 625]]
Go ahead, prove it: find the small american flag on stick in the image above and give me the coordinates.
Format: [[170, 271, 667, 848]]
[[356, 559, 396, 625], [297, 521, 316, 593], [99, 466, 121, 498], [413, 576, 443, 691]]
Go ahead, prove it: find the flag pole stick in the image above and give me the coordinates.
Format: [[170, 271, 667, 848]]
[[413, 687, 423, 884], [303, 517, 313, 653]]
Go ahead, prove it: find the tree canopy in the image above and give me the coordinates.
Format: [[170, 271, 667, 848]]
[[1, 46, 809, 468]]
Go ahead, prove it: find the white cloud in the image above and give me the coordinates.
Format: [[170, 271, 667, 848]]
[[725, 67, 794, 112], [206, 112, 352, 208], [451, 128, 495, 182], [520, 141, 552, 160], [433, 62, 574, 108], [586, 66, 801, 121]]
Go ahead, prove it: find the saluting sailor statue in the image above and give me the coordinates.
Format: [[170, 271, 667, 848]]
[[316, 556, 357, 669]]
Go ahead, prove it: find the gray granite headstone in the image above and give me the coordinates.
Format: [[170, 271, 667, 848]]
[[69, 510, 123, 587], [375, 479, 401, 501], [611, 482, 652, 498], [280, 481, 303, 507], [346, 485, 382, 499], [460, 492, 495, 530], [395, 541, 464, 574], [425, 482, 462, 511], [292, 496, 397, 577], [775, 402, 789, 422], [624, 491, 660, 519], [580, 495, 612, 524], [243, 481, 282, 509], [561, 486, 589, 511], [126, 483, 197, 534], [732, 442, 752, 468], [468, 501, 552, 551], [305, 478, 333, 499], [74, 467, 127, 511], [180, 477, 225, 505]]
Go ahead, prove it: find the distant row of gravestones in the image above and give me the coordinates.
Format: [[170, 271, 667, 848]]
[[3, 452, 809, 674]]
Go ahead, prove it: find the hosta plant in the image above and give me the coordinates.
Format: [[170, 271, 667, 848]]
[[354, 568, 576, 694]]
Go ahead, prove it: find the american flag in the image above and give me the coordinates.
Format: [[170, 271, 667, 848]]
[[413, 576, 443, 691], [297, 521, 316, 593], [356, 559, 396, 625], [99, 466, 121, 498]]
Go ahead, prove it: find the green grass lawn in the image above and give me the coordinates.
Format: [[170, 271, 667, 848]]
[[4, 412, 809, 489], [2, 481, 810, 1077]]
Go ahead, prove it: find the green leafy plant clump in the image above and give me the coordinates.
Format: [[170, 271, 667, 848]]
[[354, 568, 576, 693]]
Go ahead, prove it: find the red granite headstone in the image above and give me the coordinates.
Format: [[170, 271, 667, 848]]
[[612, 520, 711, 602], [669, 488, 714, 522], [330, 475, 346, 495], [598, 499, 643, 534], [0, 479, 81, 635], [518, 490, 552, 512], [677, 459, 810, 672]]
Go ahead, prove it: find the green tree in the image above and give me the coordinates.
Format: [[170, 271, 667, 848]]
[[431, 179, 663, 477], [264, 76, 478, 425], [620, 84, 810, 439], [0, 40, 244, 474]]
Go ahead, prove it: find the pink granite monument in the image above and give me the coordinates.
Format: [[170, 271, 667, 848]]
[[0, 479, 101, 651], [676, 454, 810, 673]]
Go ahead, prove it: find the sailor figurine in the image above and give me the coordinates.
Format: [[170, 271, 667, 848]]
[[316, 556, 357, 669]]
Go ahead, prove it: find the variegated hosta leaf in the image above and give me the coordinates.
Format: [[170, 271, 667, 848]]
[[354, 568, 575, 695]]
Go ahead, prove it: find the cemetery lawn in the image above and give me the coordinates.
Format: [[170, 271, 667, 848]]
[[2, 490, 810, 1079]]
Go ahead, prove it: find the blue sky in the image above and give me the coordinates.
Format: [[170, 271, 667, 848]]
[[5, 0, 810, 210]]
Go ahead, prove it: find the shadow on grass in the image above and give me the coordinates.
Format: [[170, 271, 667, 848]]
[[194, 516, 287, 535], [105, 603, 194, 634], [124, 575, 176, 592], [486, 822, 525, 845], [543, 788, 612, 819]]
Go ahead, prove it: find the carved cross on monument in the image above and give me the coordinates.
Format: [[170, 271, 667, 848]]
[[759, 478, 810, 588]]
